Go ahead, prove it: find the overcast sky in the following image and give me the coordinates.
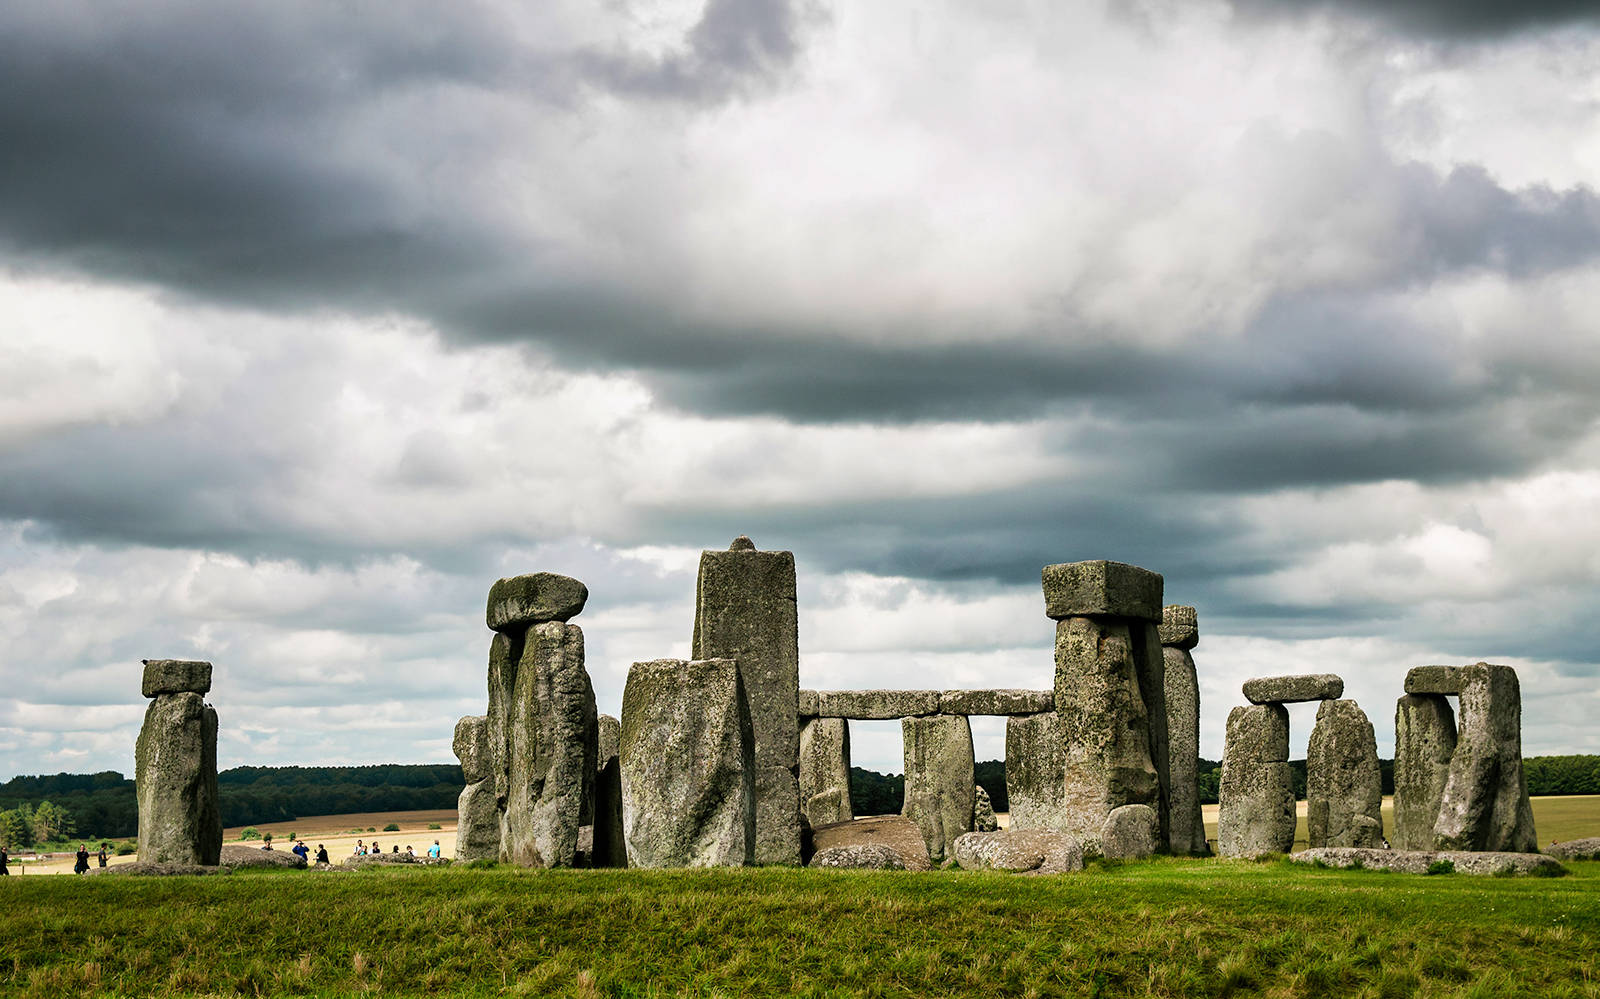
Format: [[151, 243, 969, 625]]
[[3, 0, 1599, 782]]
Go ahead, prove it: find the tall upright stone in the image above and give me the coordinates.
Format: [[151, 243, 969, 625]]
[[1160, 604, 1206, 855], [1218, 703, 1294, 857], [1392, 693, 1458, 850], [453, 715, 499, 862], [502, 621, 597, 868], [799, 716, 853, 829], [1005, 712, 1068, 830], [901, 714, 975, 864], [591, 714, 627, 868], [135, 660, 221, 866], [1044, 560, 1168, 845], [691, 536, 803, 866], [1305, 699, 1384, 848]]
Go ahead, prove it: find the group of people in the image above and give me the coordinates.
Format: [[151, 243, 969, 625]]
[[349, 839, 443, 859], [72, 844, 109, 874]]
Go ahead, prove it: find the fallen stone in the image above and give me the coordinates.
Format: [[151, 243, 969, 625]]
[[620, 657, 754, 868], [972, 785, 998, 832], [140, 659, 213, 697], [456, 778, 501, 862], [136, 690, 222, 866], [1546, 837, 1600, 862], [815, 689, 940, 719], [1290, 848, 1565, 877], [1158, 605, 1198, 651], [219, 844, 307, 869], [1218, 704, 1295, 858], [592, 713, 626, 868], [341, 852, 423, 866], [502, 621, 597, 868], [1005, 712, 1069, 832], [953, 829, 1085, 874], [1306, 699, 1384, 848], [937, 689, 1055, 715], [1242, 674, 1344, 704], [901, 713, 975, 864], [1101, 803, 1160, 860], [1404, 665, 1469, 696], [808, 845, 907, 870], [1433, 663, 1537, 853], [1042, 560, 1163, 622], [799, 716, 853, 829], [486, 572, 589, 632], [90, 862, 230, 877], [809, 815, 932, 871], [453, 715, 491, 784], [1164, 645, 1205, 855], [1393, 694, 1458, 850]]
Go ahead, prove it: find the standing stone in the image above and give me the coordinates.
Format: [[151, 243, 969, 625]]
[[1393, 693, 1458, 851], [592, 714, 627, 868], [1218, 703, 1295, 857], [453, 715, 500, 861], [502, 621, 597, 868], [1005, 712, 1069, 831], [692, 537, 802, 866], [1131, 621, 1171, 849], [901, 714, 975, 865], [485, 630, 521, 811], [1306, 699, 1384, 848], [620, 658, 755, 868], [134, 661, 221, 866], [972, 785, 998, 832], [798, 717, 853, 829], [1162, 606, 1205, 854]]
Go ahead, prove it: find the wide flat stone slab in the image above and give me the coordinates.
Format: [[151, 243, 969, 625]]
[[1404, 665, 1469, 695], [811, 815, 933, 871], [1290, 848, 1566, 877], [219, 844, 307, 869], [938, 689, 1054, 715], [1243, 674, 1344, 704], [808, 845, 906, 870], [141, 660, 212, 697], [1042, 560, 1163, 621], [953, 829, 1085, 874], [1547, 837, 1600, 862], [89, 862, 231, 877], [815, 689, 940, 719], [486, 572, 588, 631], [1158, 605, 1198, 650]]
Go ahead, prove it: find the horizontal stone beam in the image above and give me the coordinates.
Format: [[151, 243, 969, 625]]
[[141, 659, 213, 698], [1242, 673, 1343, 704], [802, 689, 1055, 719], [1041, 560, 1163, 622], [1404, 665, 1468, 695], [937, 689, 1054, 715]]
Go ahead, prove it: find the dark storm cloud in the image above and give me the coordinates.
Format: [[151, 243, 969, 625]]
[[1227, 0, 1600, 38]]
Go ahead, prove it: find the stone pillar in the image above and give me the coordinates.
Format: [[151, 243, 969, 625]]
[[1306, 699, 1384, 848], [1005, 712, 1068, 830], [1160, 604, 1205, 855], [591, 714, 627, 868], [1392, 693, 1458, 850], [1043, 560, 1167, 844], [135, 660, 221, 866], [691, 536, 803, 866], [901, 713, 974, 865], [798, 716, 853, 828], [453, 715, 500, 861], [620, 658, 755, 868], [1218, 703, 1294, 857]]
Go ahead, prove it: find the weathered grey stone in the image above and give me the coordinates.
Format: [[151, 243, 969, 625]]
[[1290, 848, 1565, 877], [591, 714, 627, 868], [808, 845, 906, 870], [342, 851, 425, 867], [486, 572, 588, 632], [1218, 704, 1295, 857], [938, 688, 1054, 715], [1404, 665, 1468, 696], [501, 621, 597, 868], [453, 715, 491, 784], [620, 658, 754, 868], [1054, 616, 1160, 839], [1004, 712, 1068, 831], [219, 844, 306, 869], [810, 815, 933, 871], [90, 862, 230, 877], [1158, 605, 1198, 650], [799, 716, 853, 829], [1242, 674, 1344, 704], [135, 690, 221, 866], [972, 785, 998, 832], [1163, 645, 1205, 855], [1546, 837, 1600, 862], [455, 779, 501, 862], [1132, 621, 1171, 849], [815, 689, 940, 719], [692, 539, 801, 866], [1393, 694, 1457, 850], [140, 659, 212, 697], [1306, 699, 1384, 848], [1042, 560, 1163, 622], [797, 689, 819, 717], [1101, 803, 1160, 860], [901, 713, 975, 864], [1433, 663, 1537, 853], [953, 829, 1085, 873], [485, 630, 520, 808]]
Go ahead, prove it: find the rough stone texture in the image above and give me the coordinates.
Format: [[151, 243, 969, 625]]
[[342, 852, 428, 867], [797, 689, 819, 716], [1004, 712, 1068, 831], [953, 829, 1086, 874], [1158, 605, 1198, 650], [972, 785, 998, 832], [456, 779, 501, 862], [808, 845, 907, 870], [1163, 645, 1205, 855], [1393, 694, 1458, 850], [219, 844, 307, 869], [1132, 621, 1171, 849], [485, 630, 520, 809], [453, 714, 491, 784], [486, 572, 588, 632], [1432, 663, 1537, 853], [1042, 560, 1163, 622], [1243, 674, 1345, 704], [501, 621, 597, 868], [1218, 704, 1295, 858], [1101, 804, 1160, 860], [140, 659, 212, 697], [938, 689, 1055, 715], [692, 540, 802, 866], [1054, 616, 1160, 840], [592, 713, 627, 868], [901, 714, 975, 864], [815, 689, 940, 719], [1404, 665, 1469, 696], [1291, 848, 1566, 877], [1306, 699, 1384, 848], [809, 815, 932, 871], [620, 658, 754, 868], [799, 716, 853, 829], [136, 690, 222, 866], [90, 862, 230, 877], [1547, 837, 1600, 862]]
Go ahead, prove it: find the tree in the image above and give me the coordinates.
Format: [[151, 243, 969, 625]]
[[31, 800, 74, 844], [0, 808, 29, 849]]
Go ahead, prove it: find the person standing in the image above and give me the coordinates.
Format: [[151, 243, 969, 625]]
[[74, 844, 90, 874], [1, 845, 9, 875], [314, 844, 329, 864], [292, 840, 309, 862], [97, 845, 108, 868]]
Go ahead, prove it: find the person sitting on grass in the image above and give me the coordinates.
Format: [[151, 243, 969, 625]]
[[353, 840, 365, 856], [405, 845, 415, 858], [315, 844, 329, 864], [427, 840, 441, 859], [292, 840, 309, 862], [261, 832, 274, 851]]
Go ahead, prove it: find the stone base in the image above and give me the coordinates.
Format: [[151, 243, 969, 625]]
[[1290, 848, 1565, 877]]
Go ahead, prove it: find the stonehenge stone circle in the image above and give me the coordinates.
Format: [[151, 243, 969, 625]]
[[901, 713, 975, 864], [692, 537, 803, 866], [798, 716, 853, 829], [453, 715, 500, 862], [1393, 693, 1458, 850], [1218, 703, 1294, 857], [816, 689, 940, 719], [1305, 699, 1384, 848], [486, 572, 588, 631], [135, 660, 221, 866], [620, 657, 755, 868], [1161, 605, 1206, 855], [1242, 674, 1344, 704], [592, 713, 627, 868], [1004, 711, 1069, 831]]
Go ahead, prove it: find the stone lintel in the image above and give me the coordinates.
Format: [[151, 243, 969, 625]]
[[815, 689, 940, 719], [140, 659, 213, 698], [797, 689, 819, 717], [1404, 665, 1468, 695], [938, 689, 1055, 715], [486, 572, 588, 632], [1041, 560, 1163, 622], [1243, 673, 1344, 704], [1159, 605, 1199, 650]]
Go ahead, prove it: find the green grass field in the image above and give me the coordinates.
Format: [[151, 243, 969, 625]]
[[4, 858, 1599, 997]]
